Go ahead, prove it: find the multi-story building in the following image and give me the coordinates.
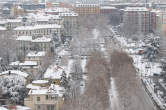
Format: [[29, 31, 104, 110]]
[[44, 8, 78, 37], [59, 11, 78, 37], [10, 61, 39, 75], [25, 51, 46, 65], [26, 13, 63, 26], [13, 24, 62, 39], [123, 7, 151, 34], [0, 19, 22, 30], [100, 6, 121, 24], [74, 2, 100, 15], [16, 35, 54, 58], [31, 37, 53, 52], [25, 81, 65, 110], [10, 5, 24, 17], [151, 10, 158, 33]]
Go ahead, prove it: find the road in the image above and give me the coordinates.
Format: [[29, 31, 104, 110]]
[[108, 26, 157, 110], [56, 26, 157, 110]]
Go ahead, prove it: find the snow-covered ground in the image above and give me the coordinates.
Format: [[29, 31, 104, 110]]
[[92, 29, 99, 40], [110, 78, 121, 110], [66, 58, 74, 77]]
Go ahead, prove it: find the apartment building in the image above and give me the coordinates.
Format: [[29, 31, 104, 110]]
[[0, 19, 22, 30], [25, 80, 65, 110], [16, 35, 54, 58], [74, 2, 100, 15], [13, 24, 62, 39], [59, 11, 78, 37], [10, 61, 39, 75], [26, 13, 63, 25], [44, 8, 78, 37], [25, 51, 46, 65], [123, 7, 151, 34]]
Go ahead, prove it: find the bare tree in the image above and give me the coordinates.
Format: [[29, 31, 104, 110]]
[[110, 51, 155, 110], [0, 30, 18, 64]]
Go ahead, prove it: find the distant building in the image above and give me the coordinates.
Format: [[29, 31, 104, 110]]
[[20, 3, 45, 11], [45, 8, 78, 37], [74, 2, 100, 15], [10, 5, 24, 17], [0, 19, 22, 30], [14, 24, 62, 38], [25, 51, 46, 65], [16, 35, 54, 58], [59, 11, 78, 37], [10, 61, 39, 75], [122, 7, 152, 34]]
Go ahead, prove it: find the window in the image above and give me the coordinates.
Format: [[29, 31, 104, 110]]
[[46, 95, 49, 100], [47, 105, 55, 110], [37, 105, 40, 110], [37, 97, 40, 101], [51, 105, 54, 110]]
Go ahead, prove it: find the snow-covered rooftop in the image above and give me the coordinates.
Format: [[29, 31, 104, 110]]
[[26, 84, 40, 89], [32, 80, 49, 84], [16, 106, 31, 110], [16, 36, 32, 41], [45, 8, 71, 13], [20, 61, 38, 66], [32, 37, 52, 43], [27, 13, 62, 21], [59, 12, 78, 17], [124, 7, 148, 12], [10, 61, 38, 66], [26, 51, 46, 57], [100, 6, 117, 10], [0, 70, 28, 78], [0, 19, 22, 24], [0, 26, 7, 30], [7, 19, 22, 23], [14, 24, 61, 31], [28, 84, 65, 96], [75, 3, 99, 7], [44, 64, 65, 79]]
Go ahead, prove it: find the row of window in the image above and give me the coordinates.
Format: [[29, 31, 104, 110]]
[[37, 95, 58, 102], [37, 105, 55, 110], [16, 29, 59, 35]]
